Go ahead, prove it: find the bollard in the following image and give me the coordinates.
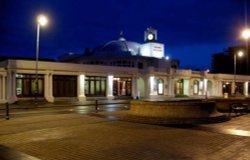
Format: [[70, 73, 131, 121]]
[[95, 100, 98, 112], [6, 102, 9, 120]]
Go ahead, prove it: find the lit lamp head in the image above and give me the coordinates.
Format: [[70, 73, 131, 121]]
[[238, 51, 244, 57], [37, 15, 48, 26], [241, 28, 250, 40]]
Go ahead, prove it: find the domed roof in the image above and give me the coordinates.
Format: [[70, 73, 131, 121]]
[[85, 36, 141, 58]]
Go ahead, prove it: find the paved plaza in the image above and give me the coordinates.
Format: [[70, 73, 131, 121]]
[[0, 107, 250, 159]]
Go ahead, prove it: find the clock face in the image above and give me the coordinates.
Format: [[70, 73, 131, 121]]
[[147, 33, 154, 40]]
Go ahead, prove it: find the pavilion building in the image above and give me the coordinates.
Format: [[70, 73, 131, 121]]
[[0, 28, 250, 104]]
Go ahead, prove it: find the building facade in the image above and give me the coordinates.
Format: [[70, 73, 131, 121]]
[[1, 58, 250, 104], [1, 28, 250, 104]]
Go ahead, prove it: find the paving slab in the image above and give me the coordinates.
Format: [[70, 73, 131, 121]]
[[0, 112, 250, 159]]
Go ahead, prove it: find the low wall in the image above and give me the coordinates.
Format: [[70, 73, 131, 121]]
[[214, 99, 250, 111], [123, 100, 228, 124]]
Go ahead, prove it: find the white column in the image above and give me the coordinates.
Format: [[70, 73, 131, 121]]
[[132, 76, 138, 99], [49, 74, 54, 101], [189, 79, 194, 96], [203, 79, 208, 96], [149, 76, 155, 96], [167, 77, 175, 97], [217, 81, 223, 97], [0, 76, 2, 102], [44, 74, 48, 100], [44, 73, 54, 102], [107, 75, 114, 100], [244, 81, 248, 96], [77, 74, 86, 101], [0, 76, 2, 101], [163, 77, 167, 96], [2, 75, 6, 102], [7, 71, 17, 103], [144, 76, 151, 98], [117, 79, 120, 96]]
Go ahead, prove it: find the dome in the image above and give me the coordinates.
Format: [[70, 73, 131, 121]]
[[85, 37, 141, 58]]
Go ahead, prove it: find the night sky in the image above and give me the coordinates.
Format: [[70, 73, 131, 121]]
[[0, 0, 247, 70]]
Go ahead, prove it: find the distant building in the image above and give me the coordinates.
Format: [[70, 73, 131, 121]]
[[212, 45, 248, 75]]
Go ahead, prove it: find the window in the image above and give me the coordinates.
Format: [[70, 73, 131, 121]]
[[175, 79, 184, 95], [16, 74, 44, 97], [193, 80, 199, 95], [113, 77, 132, 96], [85, 76, 107, 97], [157, 79, 164, 95]]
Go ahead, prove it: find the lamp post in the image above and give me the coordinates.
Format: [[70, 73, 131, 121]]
[[241, 28, 250, 74], [35, 15, 48, 104], [234, 51, 244, 95]]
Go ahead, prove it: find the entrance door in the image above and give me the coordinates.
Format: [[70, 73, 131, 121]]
[[113, 77, 132, 96], [175, 79, 184, 95], [53, 75, 77, 97]]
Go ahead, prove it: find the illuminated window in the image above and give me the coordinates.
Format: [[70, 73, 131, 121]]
[[157, 79, 164, 95], [16, 74, 44, 97], [85, 76, 106, 97], [175, 79, 184, 95], [113, 77, 132, 96], [193, 80, 199, 95]]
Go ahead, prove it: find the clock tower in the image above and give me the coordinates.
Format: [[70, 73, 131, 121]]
[[140, 27, 164, 59], [144, 27, 157, 42]]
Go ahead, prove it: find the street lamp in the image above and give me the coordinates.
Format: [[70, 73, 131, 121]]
[[234, 51, 244, 95], [35, 14, 48, 103], [241, 28, 250, 74]]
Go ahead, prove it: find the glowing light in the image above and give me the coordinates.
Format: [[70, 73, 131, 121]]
[[204, 79, 208, 95], [147, 34, 154, 40], [165, 56, 169, 60], [241, 28, 250, 40], [108, 75, 113, 96], [238, 51, 244, 57], [37, 15, 48, 26], [79, 74, 85, 97], [158, 83, 163, 94], [245, 82, 249, 96], [227, 129, 250, 137]]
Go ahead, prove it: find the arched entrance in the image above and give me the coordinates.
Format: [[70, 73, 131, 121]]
[[137, 77, 145, 98], [175, 79, 184, 95]]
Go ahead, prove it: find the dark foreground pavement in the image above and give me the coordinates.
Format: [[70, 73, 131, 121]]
[[1, 111, 250, 160]]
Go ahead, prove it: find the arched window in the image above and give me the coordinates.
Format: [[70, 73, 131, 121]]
[[193, 80, 199, 95], [157, 79, 164, 95]]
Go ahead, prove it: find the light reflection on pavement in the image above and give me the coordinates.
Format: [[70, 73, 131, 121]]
[[0, 104, 129, 118], [226, 129, 250, 137]]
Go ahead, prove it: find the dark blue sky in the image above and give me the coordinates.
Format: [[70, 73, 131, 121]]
[[0, 0, 247, 69]]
